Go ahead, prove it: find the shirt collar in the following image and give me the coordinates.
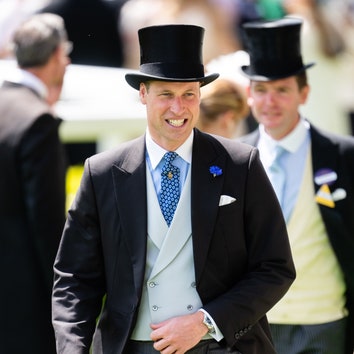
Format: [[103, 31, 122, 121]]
[[6, 68, 48, 100], [259, 117, 310, 154], [145, 128, 193, 169]]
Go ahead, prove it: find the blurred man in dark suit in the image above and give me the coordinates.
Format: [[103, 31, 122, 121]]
[[0, 13, 69, 353]]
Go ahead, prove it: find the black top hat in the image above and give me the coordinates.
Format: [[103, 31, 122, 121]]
[[125, 24, 219, 90], [241, 17, 315, 81]]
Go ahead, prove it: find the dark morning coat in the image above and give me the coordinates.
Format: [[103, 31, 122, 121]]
[[0, 81, 67, 353], [241, 124, 354, 354], [52, 128, 296, 354]]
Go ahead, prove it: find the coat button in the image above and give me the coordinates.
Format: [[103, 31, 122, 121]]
[[152, 305, 158, 311], [149, 281, 156, 288], [187, 304, 193, 311]]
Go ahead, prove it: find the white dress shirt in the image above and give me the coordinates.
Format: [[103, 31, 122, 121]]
[[145, 128, 192, 198], [5, 68, 48, 100]]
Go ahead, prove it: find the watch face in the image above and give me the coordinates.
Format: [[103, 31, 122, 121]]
[[203, 314, 215, 333]]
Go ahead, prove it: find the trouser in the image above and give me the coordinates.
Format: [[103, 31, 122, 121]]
[[270, 317, 347, 354], [126, 339, 241, 353]]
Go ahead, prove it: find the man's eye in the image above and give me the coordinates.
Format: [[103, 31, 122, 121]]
[[255, 87, 265, 93]]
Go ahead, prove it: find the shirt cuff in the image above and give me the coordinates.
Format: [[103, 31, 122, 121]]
[[198, 309, 224, 342]]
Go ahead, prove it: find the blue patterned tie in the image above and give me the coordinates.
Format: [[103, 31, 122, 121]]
[[159, 152, 180, 226], [269, 145, 286, 209]]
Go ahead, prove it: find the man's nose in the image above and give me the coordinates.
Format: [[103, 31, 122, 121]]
[[170, 97, 185, 114]]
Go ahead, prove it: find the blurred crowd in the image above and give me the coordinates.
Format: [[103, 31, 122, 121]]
[[1, 0, 354, 136]]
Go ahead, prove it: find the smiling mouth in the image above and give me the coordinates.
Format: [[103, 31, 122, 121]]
[[167, 119, 185, 127]]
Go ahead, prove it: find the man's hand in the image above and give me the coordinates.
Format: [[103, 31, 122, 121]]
[[150, 311, 208, 354]]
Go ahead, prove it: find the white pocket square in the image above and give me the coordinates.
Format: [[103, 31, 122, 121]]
[[219, 195, 237, 206]]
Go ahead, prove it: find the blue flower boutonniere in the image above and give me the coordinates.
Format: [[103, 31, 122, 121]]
[[209, 165, 222, 178]]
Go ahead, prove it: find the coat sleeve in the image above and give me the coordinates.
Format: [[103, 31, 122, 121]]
[[52, 158, 106, 354]]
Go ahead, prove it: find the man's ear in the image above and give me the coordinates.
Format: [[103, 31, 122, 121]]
[[246, 84, 252, 97], [246, 85, 254, 106], [300, 85, 310, 105], [51, 45, 62, 61], [139, 83, 147, 104]]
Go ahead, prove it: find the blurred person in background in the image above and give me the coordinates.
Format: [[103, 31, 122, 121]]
[[119, 0, 241, 69], [0, 13, 69, 354], [0, 0, 51, 58], [197, 78, 250, 138], [283, 0, 354, 136], [240, 17, 354, 354], [38, 0, 125, 67], [205, 49, 259, 135]]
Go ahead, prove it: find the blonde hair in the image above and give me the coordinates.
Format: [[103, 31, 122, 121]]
[[200, 78, 249, 124]]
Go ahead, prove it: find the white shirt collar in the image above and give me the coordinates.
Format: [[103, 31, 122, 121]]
[[259, 117, 310, 154], [6, 68, 48, 99], [146, 128, 193, 169]]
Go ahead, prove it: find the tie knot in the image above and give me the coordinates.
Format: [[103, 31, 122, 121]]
[[161, 151, 179, 175], [163, 151, 178, 166], [274, 145, 285, 160], [164, 151, 178, 164]]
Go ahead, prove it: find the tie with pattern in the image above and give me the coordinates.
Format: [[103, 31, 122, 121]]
[[269, 145, 286, 209], [159, 152, 180, 226]]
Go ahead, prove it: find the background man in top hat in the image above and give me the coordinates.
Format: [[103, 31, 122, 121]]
[[240, 17, 354, 354], [52, 24, 295, 354]]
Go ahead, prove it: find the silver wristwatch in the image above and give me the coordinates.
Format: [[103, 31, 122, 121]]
[[202, 313, 215, 334]]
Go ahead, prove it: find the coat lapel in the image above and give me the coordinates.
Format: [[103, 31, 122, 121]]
[[310, 125, 345, 223], [111, 136, 148, 291], [310, 126, 339, 194], [191, 130, 227, 283]]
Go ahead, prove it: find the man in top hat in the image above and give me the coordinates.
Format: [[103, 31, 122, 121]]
[[239, 17, 354, 354], [52, 24, 295, 354]]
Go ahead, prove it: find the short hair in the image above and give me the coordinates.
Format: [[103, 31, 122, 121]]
[[13, 13, 68, 68], [295, 71, 308, 90]]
